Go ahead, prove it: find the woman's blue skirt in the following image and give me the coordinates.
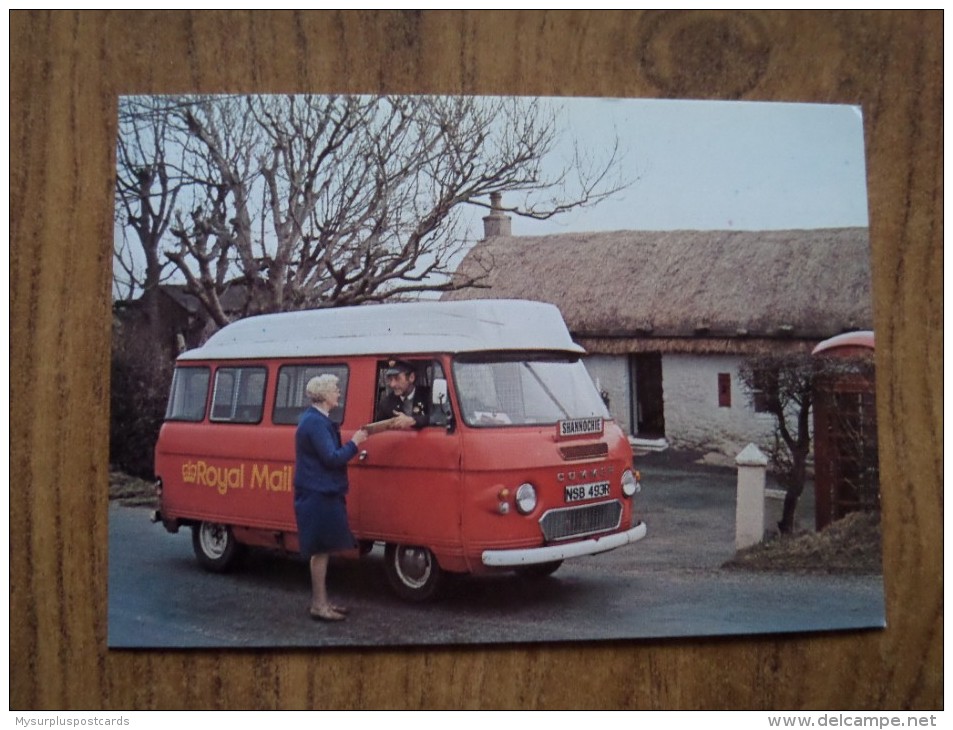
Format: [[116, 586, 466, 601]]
[[294, 492, 356, 556]]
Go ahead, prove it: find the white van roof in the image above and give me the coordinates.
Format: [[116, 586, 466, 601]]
[[178, 299, 585, 361]]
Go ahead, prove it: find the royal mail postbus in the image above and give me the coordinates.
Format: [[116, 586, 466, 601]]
[[153, 299, 647, 600]]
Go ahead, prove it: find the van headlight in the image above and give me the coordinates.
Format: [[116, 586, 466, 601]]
[[621, 469, 640, 497], [515, 483, 537, 514]]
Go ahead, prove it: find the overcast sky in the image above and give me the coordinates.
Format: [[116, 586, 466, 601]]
[[466, 96, 870, 238]]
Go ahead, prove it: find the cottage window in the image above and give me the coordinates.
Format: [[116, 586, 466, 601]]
[[718, 373, 732, 408], [750, 369, 779, 414]]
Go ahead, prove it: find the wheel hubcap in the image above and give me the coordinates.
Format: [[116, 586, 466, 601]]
[[199, 524, 228, 558], [394, 546, 432, 588]]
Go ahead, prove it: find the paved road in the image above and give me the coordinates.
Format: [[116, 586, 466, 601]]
[[108, 460, 886, 648]]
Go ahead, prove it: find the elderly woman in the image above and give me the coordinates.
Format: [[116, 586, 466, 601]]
[[294, 374, 368, 622]]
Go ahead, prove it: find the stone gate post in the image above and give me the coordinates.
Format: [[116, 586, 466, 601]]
[[735, 443, 768, 550]]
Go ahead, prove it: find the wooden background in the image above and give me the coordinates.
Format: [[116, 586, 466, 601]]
[[10, 10, 942, 710]]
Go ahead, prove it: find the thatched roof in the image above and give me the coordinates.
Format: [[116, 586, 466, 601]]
[[444, 228, 871, 352]]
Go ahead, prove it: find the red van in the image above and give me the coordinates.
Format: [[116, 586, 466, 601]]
[[153, 299, 646, 600]]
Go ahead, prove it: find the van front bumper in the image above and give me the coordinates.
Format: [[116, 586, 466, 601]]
[[481, 522, 647, 567]]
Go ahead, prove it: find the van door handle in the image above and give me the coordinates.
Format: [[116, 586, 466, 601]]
[[358, 450, 368, 462]]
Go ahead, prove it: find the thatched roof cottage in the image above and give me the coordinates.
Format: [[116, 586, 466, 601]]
[[444, 206, 872, 460]]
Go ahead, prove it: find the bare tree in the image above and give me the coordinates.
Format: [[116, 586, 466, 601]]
[[738, 353, 821, 535], [162, 95, 263, 326], [117, 94, 627, 327], [115, 97, 189, 298], [739, 352, 880, 535], [114, 96, 194, 363]]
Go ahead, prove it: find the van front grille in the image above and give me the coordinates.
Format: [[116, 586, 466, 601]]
[[559, 443, 609, 461], [539, 501, 622, 542]]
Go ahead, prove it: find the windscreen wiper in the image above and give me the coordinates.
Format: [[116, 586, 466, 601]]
[[522, 362, 570, 419]]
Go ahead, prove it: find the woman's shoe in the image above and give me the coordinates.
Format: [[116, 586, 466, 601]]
[[309, 605, 345, 622]]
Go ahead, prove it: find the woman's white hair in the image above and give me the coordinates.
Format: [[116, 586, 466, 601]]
[[305, 374, 340, 404]]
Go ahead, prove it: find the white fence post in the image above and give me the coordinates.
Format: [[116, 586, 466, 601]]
[[735, 443, 768, 550]]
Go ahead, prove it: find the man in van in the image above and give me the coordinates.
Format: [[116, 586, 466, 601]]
[[376, 359, 429, 429]]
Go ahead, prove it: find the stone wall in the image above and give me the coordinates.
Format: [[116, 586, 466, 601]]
[[662, 353, 776, 459]]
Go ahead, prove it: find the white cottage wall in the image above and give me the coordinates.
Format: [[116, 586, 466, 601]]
[[663, 353, 775, 458], [582, 355, 631, 435]]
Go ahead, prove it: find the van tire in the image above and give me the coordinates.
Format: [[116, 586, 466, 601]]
[[192, 522, 241, 573], [516, 560, 563, 579], [384, 544, 443, 601]]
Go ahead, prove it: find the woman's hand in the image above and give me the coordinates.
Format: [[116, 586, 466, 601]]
[[351, 428, 369, 445]]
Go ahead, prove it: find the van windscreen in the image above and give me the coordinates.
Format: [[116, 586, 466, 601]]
[[452, 354, 609, 428]]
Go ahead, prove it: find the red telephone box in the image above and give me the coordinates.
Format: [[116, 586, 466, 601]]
[[811, 331, 878, 530]]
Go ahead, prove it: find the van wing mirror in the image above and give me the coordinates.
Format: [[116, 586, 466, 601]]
[[431, 378, 455, 432], [432, 378, 448, 407]]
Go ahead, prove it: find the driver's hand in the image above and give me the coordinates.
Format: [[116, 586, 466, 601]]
[[392, 412, 416, 430]]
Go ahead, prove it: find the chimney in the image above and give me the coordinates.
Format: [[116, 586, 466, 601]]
[[482, 192, 512, 238]]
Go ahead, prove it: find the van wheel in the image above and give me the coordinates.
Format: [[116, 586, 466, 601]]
[[516, 560, 563, 579], [192, 522, 240, 573], [384, 544, 443, 601]]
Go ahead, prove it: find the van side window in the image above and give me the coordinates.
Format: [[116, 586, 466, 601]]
[[274, 364, 350, 425], [165, 367, 210, 421], [210, 366, 267, 424], [374, 359, 447, 427]]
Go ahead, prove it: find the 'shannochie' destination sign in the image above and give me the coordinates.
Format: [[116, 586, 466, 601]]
[[557, 417, 604, 439]]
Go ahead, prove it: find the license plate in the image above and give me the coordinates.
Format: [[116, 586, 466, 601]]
[[564, 481, 611, 503]]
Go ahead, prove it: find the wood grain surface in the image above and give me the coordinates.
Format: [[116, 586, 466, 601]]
[[10, 10, 942, 710]]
